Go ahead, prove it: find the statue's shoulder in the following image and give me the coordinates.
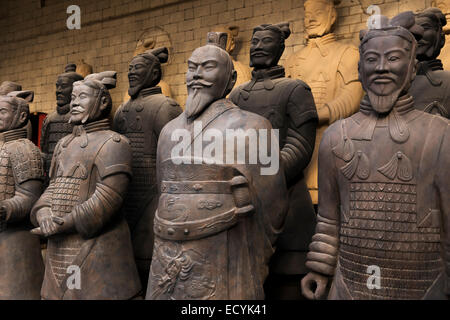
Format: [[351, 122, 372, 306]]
[[6, 138, 44, 183]]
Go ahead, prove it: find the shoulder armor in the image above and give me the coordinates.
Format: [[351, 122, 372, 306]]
[[6, 139, 44, 184], [95, 133, 132, 179]]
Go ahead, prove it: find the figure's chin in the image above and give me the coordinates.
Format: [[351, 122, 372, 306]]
[[185, 89, 216, 120]]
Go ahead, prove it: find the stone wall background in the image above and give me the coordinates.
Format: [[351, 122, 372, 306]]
[[0, 0, 435, 113]]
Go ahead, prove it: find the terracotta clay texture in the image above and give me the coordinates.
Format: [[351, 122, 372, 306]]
[[113, 48, 182, 289], [0, 89, 45, 299], [146, 35, 288, 299], [31, 71, 141, 299], [285, 0, 363, 205], [229, 23, 318, 298], [409, 8, 450, 118], [302, 13, 450, 300]]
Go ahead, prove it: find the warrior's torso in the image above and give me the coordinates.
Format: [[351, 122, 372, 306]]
[[113, 87, 181, 228], [285, 34, 353, 108], [409, 60, 450, 119], [230, 66, 311, 147], [330, 97, 448, 299], [147, 100, 288, 300], [41, 108, 73, 173]]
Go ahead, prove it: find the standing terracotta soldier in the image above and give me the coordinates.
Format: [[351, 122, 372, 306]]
[[40, 64, 83, 181], [0, 90, 44, 299], [285, 0, 363, 205], [113, 47, 182, 288], [31, 71, 141, 300], [302, 14, 450, 300], [409, 8, 450, 118], [146, 33, 288, 300], [229, 23, 318, 299]]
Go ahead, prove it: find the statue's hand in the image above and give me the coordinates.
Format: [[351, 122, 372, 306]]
[[301, 271, 329, 300], [32, 214, 58, 237]]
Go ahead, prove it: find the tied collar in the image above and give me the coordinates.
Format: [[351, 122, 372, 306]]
[[240, 65, 285, 100], [417, 59, 443, 87], [354, 94, 415, 143], [140, 86, 162, 97], [62, 118, 110, 148], [0, 127, 27, 143], [300, 33, 337, 59]]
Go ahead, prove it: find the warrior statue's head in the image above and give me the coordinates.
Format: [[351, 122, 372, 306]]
[[250, 22, 291, 70], [56, 64, 84, 113], [304, 0, 340, 38], [415, 8, 447, 61], [128, 47, 168, 98], [70, 71, 117, 125], [432, 0, 450, 30], [359, 12, 423, 114], [213, 25, 241, 55], [0, 90, 34, 132], [185, 32, 237, 120]]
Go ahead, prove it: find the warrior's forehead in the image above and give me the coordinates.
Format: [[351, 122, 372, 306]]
[[188, 45, 228, 64]]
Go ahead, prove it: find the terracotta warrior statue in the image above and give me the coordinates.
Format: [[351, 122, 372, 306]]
[[409, 8, 450, 118], [146, 32, 288, 300], [31, 71, 141, 299], [113, 47, 182, 288], [214, 25, 252, 87], [40, 64, 83, 181], [302, 13, 450, 300], [0, 89, 44, 299], [229, 23, 318, 299], [285, 0, 363, 205]]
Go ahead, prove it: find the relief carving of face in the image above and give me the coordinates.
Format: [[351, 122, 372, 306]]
[[128, 56, 157, 98], [360, 35, 416, 114], [185, 45, 235, 119], [304, 1, 336, 38], [56, 76, 74, 109], [250, 30, 283, 69], [416, 16, 442, 60]]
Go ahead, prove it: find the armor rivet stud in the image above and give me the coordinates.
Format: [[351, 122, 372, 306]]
[[184, 229, 189, 235], [193, 184, 202, 191], [157, 226, 162, 233], [167, 228, 175, 235]]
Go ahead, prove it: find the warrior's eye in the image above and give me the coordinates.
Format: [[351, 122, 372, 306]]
[[388, 56, 399, 62]]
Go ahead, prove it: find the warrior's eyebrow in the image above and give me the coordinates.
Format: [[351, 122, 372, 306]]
[[188, 59, 218, 66]]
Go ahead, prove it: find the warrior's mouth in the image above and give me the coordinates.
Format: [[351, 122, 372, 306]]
[[373, 76, 395, 84], [71, 106, 85, 115]]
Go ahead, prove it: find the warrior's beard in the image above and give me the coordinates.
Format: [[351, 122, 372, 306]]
[[366, 87, 403, 114], [128, 83, 143, 98], [185, 80, 216, 119]]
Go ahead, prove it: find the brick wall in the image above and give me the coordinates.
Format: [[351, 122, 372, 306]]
[[0, 0, 435, 114]]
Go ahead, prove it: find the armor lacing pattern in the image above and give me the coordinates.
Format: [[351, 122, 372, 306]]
[[0, 147, 15, 201], [48, 177, 83, 286], [339, 182, 442, 299]]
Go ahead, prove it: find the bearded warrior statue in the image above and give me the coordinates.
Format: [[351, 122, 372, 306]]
[[31, 71, 141, 299], [0, 89, 45, 299], [302, 13, 450, 300], [146, 33, 288, 300], [284, 0, 363, 206], [229, 23, 318, 299], [40, 64, 84, 181], [113, 47, 182, 287], [409, 8, 450, 118]]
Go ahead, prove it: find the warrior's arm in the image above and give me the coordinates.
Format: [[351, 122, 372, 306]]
[[321, 47, 363, 124], [70, 137, 132, 239], [2, 180, 43, 223], [282, 82, 318, 183], [305, 127, 340, 277], [436, 124, 450, 296]]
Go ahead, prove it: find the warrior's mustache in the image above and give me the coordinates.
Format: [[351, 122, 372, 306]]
[[187, 79, 213, 88]]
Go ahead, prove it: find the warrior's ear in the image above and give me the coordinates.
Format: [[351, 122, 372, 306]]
[[150, 47, 169, 64], [8, 90, 34, 103], [229, 25, 240, 37]]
